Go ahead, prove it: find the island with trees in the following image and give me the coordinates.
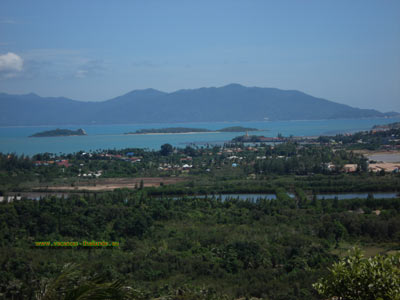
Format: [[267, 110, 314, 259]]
[[125, 126, 260, 135], [30, 128, 87, 137], [216, 126, 260, 132]]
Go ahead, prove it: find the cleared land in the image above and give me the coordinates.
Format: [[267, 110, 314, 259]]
[[367, 153, 400, 163], [352, 150, 400, 162], [35, 177, 186, 191]]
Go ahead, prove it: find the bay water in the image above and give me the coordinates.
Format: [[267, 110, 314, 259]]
[[1, 118, 399, 156]]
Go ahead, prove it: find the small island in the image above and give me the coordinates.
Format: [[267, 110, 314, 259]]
[[30, 128, 87, 137], [217, 126, 260, 132], [126, 127, 212, 134], [125, 126, 260, 135]]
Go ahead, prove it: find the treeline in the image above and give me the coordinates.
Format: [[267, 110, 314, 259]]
[[145, 173, 400, 197], [252, 143, 368, 175], [0, 189, 399, 299], [317, 128, 400, 150], [1, 140, 399, 197]]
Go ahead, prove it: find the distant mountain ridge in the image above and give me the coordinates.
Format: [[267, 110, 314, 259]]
[[0, 84, 397, 126]]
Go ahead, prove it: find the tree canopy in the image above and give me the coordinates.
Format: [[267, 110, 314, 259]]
[[313, 248, 400, 300], [160, 143, 173, 156]]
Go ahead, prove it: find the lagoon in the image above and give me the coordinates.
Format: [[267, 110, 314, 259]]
[[171, 192, 398, 201], [316, 192, 399, 200], [6, 191, 399, 201]]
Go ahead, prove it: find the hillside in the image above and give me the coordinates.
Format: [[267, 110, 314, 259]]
[[0, 84, 397, 126]]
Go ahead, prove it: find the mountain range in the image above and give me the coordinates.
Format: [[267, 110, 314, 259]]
[[0, 84, 397, 126]]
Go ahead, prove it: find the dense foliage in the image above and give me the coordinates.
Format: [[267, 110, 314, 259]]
[[318, 128, 400, 150], [126, 127, 212, 134], [1, 125, 399, 299], [0, 189, 399, 299], [30, 128, 86, 137], [313, 249, 400, 300], [3, 138, 399, 195], [125, 126, 259, 135]]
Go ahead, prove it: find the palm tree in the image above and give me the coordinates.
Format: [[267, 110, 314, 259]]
[[35, 264, 142, 300]]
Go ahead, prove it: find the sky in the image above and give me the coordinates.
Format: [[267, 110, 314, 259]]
[[0, 0, 399, 112]]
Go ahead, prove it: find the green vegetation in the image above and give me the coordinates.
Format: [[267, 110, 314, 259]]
[[125, 127, 212, 134], [125, 126, 259, 134], [1, 137, 400, 195], [217, 126, 259, 132], [231, 134, 275, 143], [35, 263, 139, 300], [30, 128, 87, 137], [313, 249, 400, 300], [1, 189, 399, 299], [317, 127, 400, 151], [1, 125, 400, 299]]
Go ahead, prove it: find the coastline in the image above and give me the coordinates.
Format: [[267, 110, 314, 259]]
[[2, 118, 399, 156]]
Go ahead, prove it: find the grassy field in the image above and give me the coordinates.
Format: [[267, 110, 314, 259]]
[[332, 241, 400, 257]]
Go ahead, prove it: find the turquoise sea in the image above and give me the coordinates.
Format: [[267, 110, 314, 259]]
[[1, 118, 399, 156]]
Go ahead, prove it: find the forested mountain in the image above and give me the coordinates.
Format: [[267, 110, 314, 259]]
[[0, 84, 396, 126]]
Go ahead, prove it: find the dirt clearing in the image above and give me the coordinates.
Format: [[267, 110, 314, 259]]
[[36, 177, 187, 192]]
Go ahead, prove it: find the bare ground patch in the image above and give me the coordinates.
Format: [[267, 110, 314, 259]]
[[35, 177, 187, 192], [352, 149, 400, 156]]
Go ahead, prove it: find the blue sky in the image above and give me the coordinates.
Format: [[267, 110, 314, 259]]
[[0, 0, 399, 111]]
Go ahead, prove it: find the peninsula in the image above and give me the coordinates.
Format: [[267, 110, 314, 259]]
[[372, 122, 400, 130], [30, 128, 87, 137]]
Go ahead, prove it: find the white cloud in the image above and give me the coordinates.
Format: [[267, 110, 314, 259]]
[[0, 52, 23, 78], [75, 70, 88, 78], [0, 19, 17, 24], [20, 49, 105, 79]]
